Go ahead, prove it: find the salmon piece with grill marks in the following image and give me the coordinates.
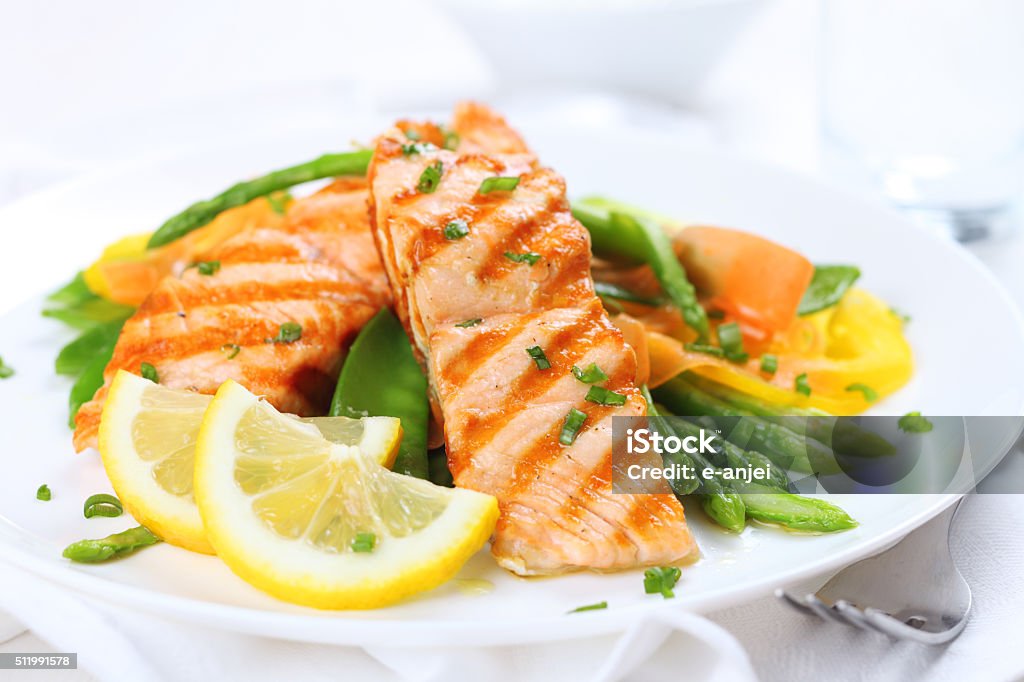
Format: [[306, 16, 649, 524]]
[[73, 177, 389, 452], [368, 103, 696, 574]]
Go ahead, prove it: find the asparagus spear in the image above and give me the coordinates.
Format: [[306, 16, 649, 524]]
[[573, 200, 709, 342], [62, 526, 161, 563], [684, 372, 895, 459], [147, 150, 373, 248], [653, 376, 842, 474], [644, 389, 745, 531]]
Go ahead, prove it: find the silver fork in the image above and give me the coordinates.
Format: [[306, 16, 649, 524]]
[[776, 497, 970, 644]]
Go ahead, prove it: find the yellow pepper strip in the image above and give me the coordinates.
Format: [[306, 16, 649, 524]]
[[644, 288, 912, 415]]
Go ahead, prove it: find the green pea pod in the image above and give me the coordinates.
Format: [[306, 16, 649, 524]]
[[56, 319, 125, 377], [330, 309, 429, 479], [68, 343, 116, 429], [63, 526, 161, 563]]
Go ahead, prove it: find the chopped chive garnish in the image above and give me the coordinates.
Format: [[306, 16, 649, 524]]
[[351, 532, 376, 553], [760, 354, 778, 375], [0, 356, 13, 379], [585, 385, 627, 406], [266, 322, 302, 344], [568, 601, 608, 614], [526, 345, 551, 370], [455, 318, 482, 328], [845, 383, 878, 402], [36, 484, 51, 501], [794, 373, 811, 397], [444, 219, 470, 240], [716, 322, 747, 362], [266, 191, 291, 215], [572, 363, 608, 384], [83, 493, 123, 519], [643, 566, 681, 599], [504, 251, 541, 266], [443, 129, 460, 151], [898, 411, 933, 433], [220, 343, 241, 359], [479, 176, 520, 194], [140, 362, 159, 383], [403, 128, 421, 141], [559, 408, 587, 446], [401, 142, 436, 156], [417, 161, 444, 194], [684, 343, 725, 358], [196, 260, 221, 276]]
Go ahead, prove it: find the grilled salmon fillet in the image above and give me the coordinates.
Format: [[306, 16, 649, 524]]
[[73, 177, 389, 452], [368, 102, 697, 574]]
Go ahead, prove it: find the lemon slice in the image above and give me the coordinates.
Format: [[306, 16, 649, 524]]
[[193, 380, 499, 609], [99, 371, 401, 555]]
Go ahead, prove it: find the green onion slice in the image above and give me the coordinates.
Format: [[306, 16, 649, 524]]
[[220, 343, 241, 359], [559, 408, 587, 446], [684, 343, 725, 358], [568, 601, 608, 613], [455, 318, 482, 328], [760, 354, 778, 375], [585, 386, 627, 406], [504, 251, 541, 266], [525, 346, 551, 370], [898, 411, 933, 433], [479, 176, 520, 194], [417, 161, 443, 194], [444, 220, 470, 240], [794, 373, 811, 397], [140, 362, 159, 383], [36, 484, 51, 501], [717, 322, 747, 362], [351, 532, 376, 553], [643, 566, 681, 599], [845, 383, 878, 402], [84, 493, 124, 519], [572, 363, 608, 384], [266, 322, 302, 344]]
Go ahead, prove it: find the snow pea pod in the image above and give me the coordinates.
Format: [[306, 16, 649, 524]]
[[330, 309, 429, 479]]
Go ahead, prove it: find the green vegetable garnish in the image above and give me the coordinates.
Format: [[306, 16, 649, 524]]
[[759, 354, 778, 375], [684, 343, 725, 358], [147, 151, 372, 248], [794, 373, 811, 397], [568, 601, 608, 614], [36, 484, 51, 501], [266, 322, 302, 344], [845, 383, 878, 402], [220, 343, 241, 359], [572, 363, 608, 384], [83, 493, 124, 519], [455, 318, 482, 328], [417, 161, 444, 194], [585, 386, 627, 406], [644, 566, 681, 599], [504, 251, 541, 266], [798, 265, 861, 316], [351, 532, 376, 553], [0, 356, 13, 379], [69, 345, 116, 428], [402, 142, 436, 156], [55, 320, 123, 377], [191, 260, 221, 276], [140, 362, 159, 383], [331, 309, 430, 480], [444, 219, 470, 240], [559, 408, 587, 446], [479, 176, 520, 194], [898, 411, 933, 433], [63, 526, 160, 563], [403, 128, 422, 141], [525, 346, 551, 370], [716, 322, 748, 362]]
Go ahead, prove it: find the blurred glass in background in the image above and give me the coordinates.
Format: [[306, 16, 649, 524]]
[[821, 0, 1024, 241]]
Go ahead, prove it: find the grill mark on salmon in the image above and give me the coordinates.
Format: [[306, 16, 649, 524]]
[[73, 179, 389, 452]]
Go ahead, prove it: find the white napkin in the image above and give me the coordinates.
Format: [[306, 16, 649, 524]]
[[0, 560, 755, 682]]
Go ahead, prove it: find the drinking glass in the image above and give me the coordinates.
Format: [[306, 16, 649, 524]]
[[821, 0, 1024, 240]]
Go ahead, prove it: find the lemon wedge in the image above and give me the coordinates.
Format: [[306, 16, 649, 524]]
[[99, 371, 401, 555], [193, 380, 499, 609]]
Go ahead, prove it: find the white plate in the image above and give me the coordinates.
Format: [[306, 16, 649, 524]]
[[1, 122, 1023, 647]]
